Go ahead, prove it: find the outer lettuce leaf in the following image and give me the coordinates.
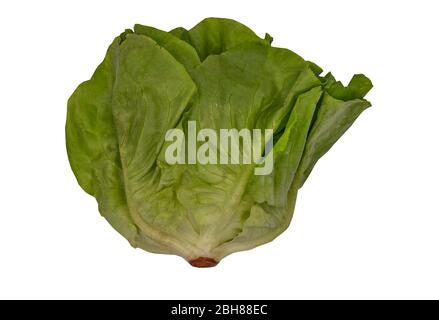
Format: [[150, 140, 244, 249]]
[[66, 33, 141, 247], [249, 87, 323, 207], [67, 32, 202, 256], [294, 75, 372, 187]]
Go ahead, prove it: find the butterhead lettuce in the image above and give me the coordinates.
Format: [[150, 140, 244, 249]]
[[66, 18, 372, 267]]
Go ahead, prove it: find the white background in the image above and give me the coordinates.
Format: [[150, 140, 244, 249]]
[[1, 0, 438, 299]]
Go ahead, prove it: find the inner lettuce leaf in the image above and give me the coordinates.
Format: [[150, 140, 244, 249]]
[[66, 18, 372, 267]]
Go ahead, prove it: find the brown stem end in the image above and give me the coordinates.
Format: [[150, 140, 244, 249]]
[[188, 257, 219, 268]]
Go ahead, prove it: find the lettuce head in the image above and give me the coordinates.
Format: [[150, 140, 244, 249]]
[[66, 18, 372, 267]]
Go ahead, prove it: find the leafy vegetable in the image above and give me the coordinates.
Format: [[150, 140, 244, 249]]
[[66, 18, 372, 267]]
